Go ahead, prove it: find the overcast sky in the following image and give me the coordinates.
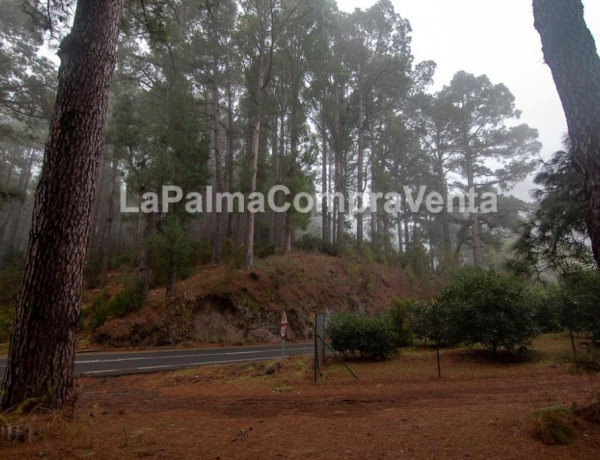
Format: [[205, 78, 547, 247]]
[[337, 0, 600, 198]]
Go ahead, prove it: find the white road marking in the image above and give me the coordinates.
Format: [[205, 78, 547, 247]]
[[81, 355, 282, 374], [76, 346, 306, 364]]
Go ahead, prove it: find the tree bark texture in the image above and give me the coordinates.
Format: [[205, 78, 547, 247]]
[[1, 0, 125, 410], [533, 0, 600, 267]]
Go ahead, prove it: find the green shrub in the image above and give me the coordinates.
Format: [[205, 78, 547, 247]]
[[296, 234, 322, 253], [327, 311, 396, 360], [296, 234, 345, 257], [388, 298, 416, 347], [435, 267, 539, 353], [88, 292, 111, 330], [528, 285, 562, 334], [88, 284, 144, 330], [528, 406, 576, 445], [256, 244, 277, 259], [320, 241, 343, 257], [221, 238, 245, 269], [404, 300, 435, 342], [187, 241, 212, 266], [559, 266, 600, 343]]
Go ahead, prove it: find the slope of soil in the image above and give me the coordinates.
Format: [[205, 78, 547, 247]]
[[2, 335, 599, 458], [88, 253, 432, 348]]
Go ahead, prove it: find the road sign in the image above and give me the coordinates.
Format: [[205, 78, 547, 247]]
[[280, 311, 288, 339], [280, 311, 288, 357]]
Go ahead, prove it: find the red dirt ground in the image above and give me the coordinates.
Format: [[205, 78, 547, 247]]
[[2, 335, 600, 459]]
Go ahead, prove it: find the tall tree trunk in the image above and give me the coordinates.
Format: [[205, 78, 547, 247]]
[[397, 211, 403, 254], [401, 193, 410, 251], [269, 114, 278, 246], [334, 85, 345, 246], [282, 217, 292, 253], [283, 74, 300, 254], [225, 77, 235, 240], [99, 157, 118, 287], [370, 126, 377, 247], [321, 121, 329, 244], [435, 156, 452, 256], [356, 91, 365, 253], [115, 211, 124, 253], [4, 162, 14, 188], [3, 151, 34, 249], [465, 150, 482, 266], [245, 58, 265, 269], [328, 138, 335, 244], [211, 55, 224, 267], [138, 211, 156, 302], [276, 113, 286, 244], [533, 0, 600, 267], [1, 0, 124, 411], [166, 250, 177, 297]]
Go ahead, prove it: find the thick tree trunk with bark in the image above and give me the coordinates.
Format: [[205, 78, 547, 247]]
[[1, 0, 124, 411], [533, 0, 600, 267]]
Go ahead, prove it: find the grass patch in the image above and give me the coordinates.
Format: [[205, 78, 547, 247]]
[[528, 406, 577, 445]]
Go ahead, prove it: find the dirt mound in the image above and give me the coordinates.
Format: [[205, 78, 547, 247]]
[[91, 252, 433, 347]]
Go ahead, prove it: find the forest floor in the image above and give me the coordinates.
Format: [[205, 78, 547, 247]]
[[1, 334, 600, 459]]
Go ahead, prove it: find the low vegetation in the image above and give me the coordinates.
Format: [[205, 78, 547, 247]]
[[528, 406, 578, 445], [327, 311, 397, 360]]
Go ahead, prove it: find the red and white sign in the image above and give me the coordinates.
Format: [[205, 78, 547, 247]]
[[280, 312, 288, 339]]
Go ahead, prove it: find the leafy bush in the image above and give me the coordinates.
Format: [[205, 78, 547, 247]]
[[435, 267, 539, 353], [404, 300, 435, 342], [88, 284, 144, 330], [559, 266, 600, 343], [388, 298, 416, 347], [327, 311, 396, 360], [528, 285, 563, 334]]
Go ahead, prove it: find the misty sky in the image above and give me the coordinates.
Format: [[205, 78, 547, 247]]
[[338, 0, 600, 199]]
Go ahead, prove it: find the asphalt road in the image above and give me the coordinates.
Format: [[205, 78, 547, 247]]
[[0, 342, 313, 377]]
